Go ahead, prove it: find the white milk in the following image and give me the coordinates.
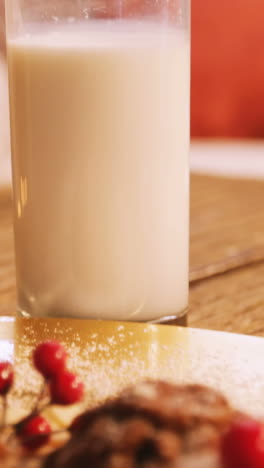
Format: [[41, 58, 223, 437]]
[[7, 21, 190, 321]]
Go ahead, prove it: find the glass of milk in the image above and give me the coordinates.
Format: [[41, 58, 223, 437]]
[[5, 0, 190, 323]]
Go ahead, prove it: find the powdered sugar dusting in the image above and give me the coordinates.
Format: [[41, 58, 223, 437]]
[[132, 381, 158, 400], [11, 318, 188, 415], [4, 318, 264, 421]]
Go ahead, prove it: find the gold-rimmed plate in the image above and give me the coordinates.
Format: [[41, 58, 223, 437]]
[[0, 317, 264, 423]]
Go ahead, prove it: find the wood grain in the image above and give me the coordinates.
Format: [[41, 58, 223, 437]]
[[190, 175, 264, 281], [189, 261, 264, 336], [1, 175, 264, 335]]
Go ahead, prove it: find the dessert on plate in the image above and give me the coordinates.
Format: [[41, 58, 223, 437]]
[[0, 341, 263, 468]]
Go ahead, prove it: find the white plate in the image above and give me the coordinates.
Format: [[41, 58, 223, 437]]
[[1, 317, 264, 418]]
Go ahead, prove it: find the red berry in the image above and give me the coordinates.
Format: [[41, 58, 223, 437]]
[[221, 418, 264, 468], [33, 341, 67, 378], [50, 371, 84, 405], [18, 415, 51, 450], [0, 362, 14, 395]]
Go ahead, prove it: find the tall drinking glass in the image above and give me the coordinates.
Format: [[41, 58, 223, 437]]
[[5, 0, 190, 323]]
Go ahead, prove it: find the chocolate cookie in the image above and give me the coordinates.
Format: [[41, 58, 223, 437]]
[[44, 381, 233, 468]]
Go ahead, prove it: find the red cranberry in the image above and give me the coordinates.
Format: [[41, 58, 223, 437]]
[[221, 418, 264, 468], [50, 371, 84, 405], [0, 362, 14, 395], [18, 415, 51, 450], [33, 341, 67, 378]]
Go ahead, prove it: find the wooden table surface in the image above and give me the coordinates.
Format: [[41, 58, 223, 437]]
[[1, 174, 264, 336]]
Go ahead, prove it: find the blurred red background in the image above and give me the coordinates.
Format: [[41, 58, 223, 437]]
[[1, 0, 264, 139], [192, 0, 264, 138], [88, 0, 264, 138]]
